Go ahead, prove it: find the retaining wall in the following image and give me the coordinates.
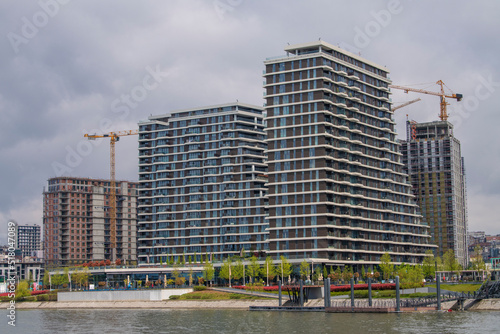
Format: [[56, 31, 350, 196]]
[[58, 288, 192, 302]]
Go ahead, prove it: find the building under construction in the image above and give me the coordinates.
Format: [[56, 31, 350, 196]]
[[43, 177, 138, 267], [401, 120, 468, 266]]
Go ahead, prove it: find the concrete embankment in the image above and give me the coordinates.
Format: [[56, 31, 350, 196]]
[[0, 299, 279, 310], [3, 298, 499, 311], [468, 299, 500, 310]]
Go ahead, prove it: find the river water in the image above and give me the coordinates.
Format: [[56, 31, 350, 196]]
[[1, 309, 499, 333]]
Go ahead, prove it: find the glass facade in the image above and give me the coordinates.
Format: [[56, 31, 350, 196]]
[[264, 41, 434, 269], [137, 103, 268, 264]]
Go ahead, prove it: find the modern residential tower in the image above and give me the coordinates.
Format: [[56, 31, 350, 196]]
[[11, 222, 41, 258], [137, 103, 268, 264], [264, 41, 434, 269], [401, 120, 468, 266], [43, 177, 138, 267]]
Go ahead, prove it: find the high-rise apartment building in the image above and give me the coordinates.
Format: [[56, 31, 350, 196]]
[[11, 222, 41, 258], [264, 41, 434, 269], [43, 177, 138, 267], [137, 103, 268, 264], [401, 120, 468, 266]]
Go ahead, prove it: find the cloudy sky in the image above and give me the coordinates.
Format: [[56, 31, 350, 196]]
[[1, 0, 499, 243]]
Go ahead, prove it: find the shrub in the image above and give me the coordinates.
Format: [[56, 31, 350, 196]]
[[330, 283, 395, 292], [16, 281, 31, 298], [169, 295, 180, 300], [31, 290, 49, 296], [37, 294, 49, 301], [374, 290, 395, 298], [24, 296, 37, 302], [0, 296, 11, 302], [229, 294, 243, 299], [353, 290, 369, 298], [193, 286, 207, 291], [183, 294, 202, 299], [48, 294, 58, 301], [175, 277, 186, 286], [402, 292, 435, 298]]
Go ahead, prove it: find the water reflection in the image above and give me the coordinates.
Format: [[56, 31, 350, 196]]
[[1, 309, 498, 334]]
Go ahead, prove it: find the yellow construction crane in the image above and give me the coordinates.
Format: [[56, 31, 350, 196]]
[[392, 98, 421, 112], [84, 130, 138, 261], [389, 80, 463, 121]]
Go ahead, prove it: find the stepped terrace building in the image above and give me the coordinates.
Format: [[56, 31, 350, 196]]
[[137, 103, 268, 264], [43, 177, 138, 267], [263, 41, 434, 270], [401, 120, 468, 266]]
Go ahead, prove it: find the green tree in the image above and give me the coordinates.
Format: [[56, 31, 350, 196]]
[[63, 267, 70, 284], [172, 267, 181, 286], [443, 249, 461, 277], [380, 252, 394, 280], [422, 250, 436, 279], [312, 266, 322, 282], [15, 280, 31, 298], [278, 256, 293, 281], [188, 268, 194, 286], [232, 260, 244, 282], [203, 261, 215, 285], [219, 258, 232, 284], [335, 266, 342, 283], [193, 252, 198, 263], [342, 266, 353, 282], [397, 264, 424, 290], [71, 268, 82, 288], [470, 245, 486, 278], [43, 273, 50, 288], [299, 260, 311, 280], [247, 256, 260, 284], [261, 256, 277, 285], [51, 274, 63, 288], [188, 255, 192, 265]]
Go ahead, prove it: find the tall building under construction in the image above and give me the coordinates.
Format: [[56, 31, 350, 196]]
[[263, 40, 434, 269], [43, 177, 138, 267], [401, 120, 468, 266]]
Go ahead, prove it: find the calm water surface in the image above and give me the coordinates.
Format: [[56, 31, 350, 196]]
[[1, 309, 499, 333]]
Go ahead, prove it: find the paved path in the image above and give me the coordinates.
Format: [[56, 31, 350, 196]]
[[211, 287, 280, 299]]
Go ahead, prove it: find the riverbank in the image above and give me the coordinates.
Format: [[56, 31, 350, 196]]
[[2, 298, 500, 311], [0, 299, 279, 310]]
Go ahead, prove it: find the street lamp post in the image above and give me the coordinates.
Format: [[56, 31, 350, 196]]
[[229, 262, 231, 288], [435, 260, 441, 310], [266, 261, 269, 286], [281, 261, 283, 283]]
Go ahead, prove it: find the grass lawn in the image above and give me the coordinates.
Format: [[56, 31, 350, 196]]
[[428, 283, 482, 293], [178, 290, 267, 300]]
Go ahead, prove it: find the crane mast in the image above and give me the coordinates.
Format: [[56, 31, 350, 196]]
[[84, 130, 138, 262]]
